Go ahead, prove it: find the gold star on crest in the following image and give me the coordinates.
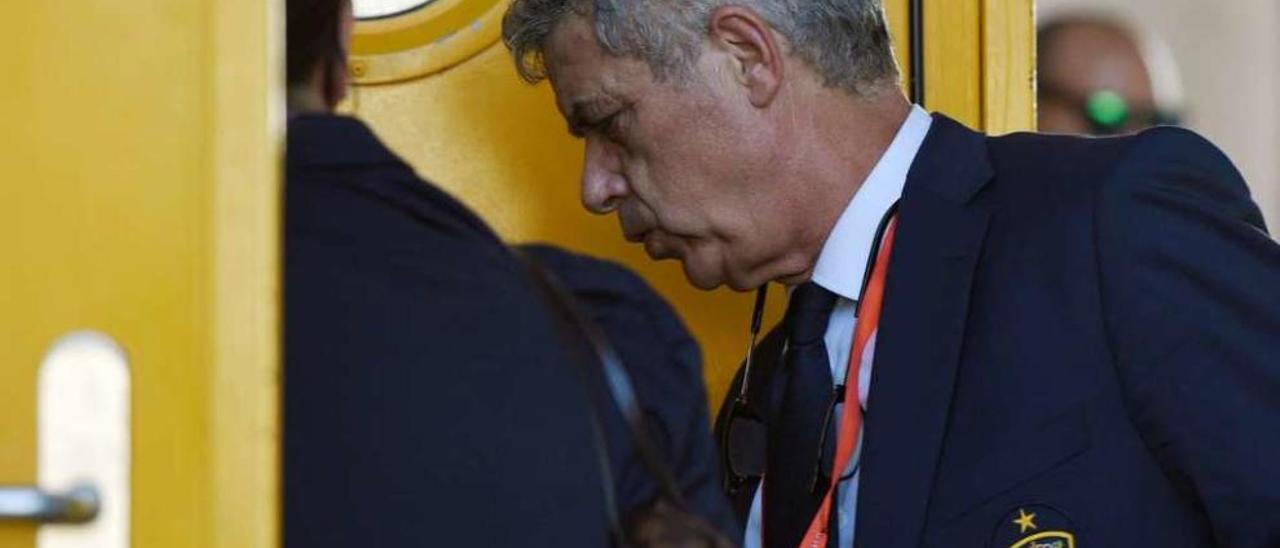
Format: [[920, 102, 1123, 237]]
[[1014, 509, 1038, 534]]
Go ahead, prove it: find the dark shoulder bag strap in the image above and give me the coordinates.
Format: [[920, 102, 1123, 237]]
[[515, 251, 691, 544]]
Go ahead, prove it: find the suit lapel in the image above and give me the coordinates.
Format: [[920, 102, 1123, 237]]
[[855, 115, 994, 548]]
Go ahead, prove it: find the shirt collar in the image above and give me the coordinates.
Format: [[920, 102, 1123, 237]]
[[810, 105, 932, 301], [287, 114, 407, 169]]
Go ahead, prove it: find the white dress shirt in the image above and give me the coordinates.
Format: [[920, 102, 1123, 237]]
[[744, 105, 932, 548]]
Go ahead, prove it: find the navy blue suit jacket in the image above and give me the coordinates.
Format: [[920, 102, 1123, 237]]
[[284, 114, 734, 547], [718, 115, 1280, 547]]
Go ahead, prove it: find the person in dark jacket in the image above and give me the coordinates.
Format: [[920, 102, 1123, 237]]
[[502, 1, 1280, 547], [282, 0, 736, 545]]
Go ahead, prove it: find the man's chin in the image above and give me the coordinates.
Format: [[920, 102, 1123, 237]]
[[642, 237, 672, 261], [683, 271, 725, 291], [685, 261, 781, 292], [646, 240, 758, 292], [681, 260, 762, 292], [682, 270, 764, 292]]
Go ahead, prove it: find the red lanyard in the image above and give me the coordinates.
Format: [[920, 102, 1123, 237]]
[[800, 216, 899, 548]]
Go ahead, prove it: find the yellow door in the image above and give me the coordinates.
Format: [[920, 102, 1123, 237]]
[[344, 0, 1035, 408], [0, 1, 280, 547]]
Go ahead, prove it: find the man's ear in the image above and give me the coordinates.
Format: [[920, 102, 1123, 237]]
[[708, 6, 784, 108]]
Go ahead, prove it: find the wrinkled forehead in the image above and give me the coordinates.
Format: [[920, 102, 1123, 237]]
[[543, 14, 649, 115], [544, 16, 611, 97]]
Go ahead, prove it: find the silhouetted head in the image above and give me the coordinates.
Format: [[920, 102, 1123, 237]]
[[287, 0, 355, 113], [1038, 15, 1181, 135]]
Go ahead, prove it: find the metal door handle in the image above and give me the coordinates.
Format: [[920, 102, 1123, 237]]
[[0, 483, 99, 524]]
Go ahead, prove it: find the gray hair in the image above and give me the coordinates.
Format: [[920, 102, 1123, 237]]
[[502, 0, 900, 96]]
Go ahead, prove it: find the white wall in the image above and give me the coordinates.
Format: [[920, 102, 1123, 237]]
[[1039, 0, 1280, 228]]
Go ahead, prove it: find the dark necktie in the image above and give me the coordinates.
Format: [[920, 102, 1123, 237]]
[[764, 282, 839, 548]]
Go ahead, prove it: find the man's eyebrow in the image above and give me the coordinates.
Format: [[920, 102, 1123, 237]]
[[565, 97, 615, 138]]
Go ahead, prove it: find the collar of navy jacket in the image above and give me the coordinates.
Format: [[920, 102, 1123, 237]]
[[854, 112, 995, 548], [287, 114, 506, 251], [288, 113, 410, 168]]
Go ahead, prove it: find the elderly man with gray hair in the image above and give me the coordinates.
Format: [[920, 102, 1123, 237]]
[[504, 1, 1280, 547]]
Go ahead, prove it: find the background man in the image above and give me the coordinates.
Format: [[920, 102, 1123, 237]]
[[503, 0, 1280, 546], [1038, 14, 1184, 135]]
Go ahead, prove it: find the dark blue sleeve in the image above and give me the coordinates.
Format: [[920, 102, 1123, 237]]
[[1096, 127, 1280, 546], [519, 244, 741, 540]]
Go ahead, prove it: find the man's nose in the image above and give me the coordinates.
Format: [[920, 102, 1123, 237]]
[[581, 137, 628, 215]]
